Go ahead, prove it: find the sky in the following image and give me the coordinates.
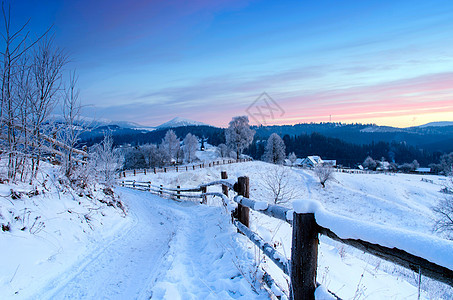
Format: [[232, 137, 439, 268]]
[[8, 0, 453, 127]]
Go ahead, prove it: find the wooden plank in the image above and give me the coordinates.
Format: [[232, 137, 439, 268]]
[[234, 220, 289, 275], [318, 226, 453, 287]]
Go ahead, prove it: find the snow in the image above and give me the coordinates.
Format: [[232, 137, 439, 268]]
[[0, 168, 129, 299], [156, 117, 208, 129], [417, 121, 453, 128], [293, 199, 453, 270], [125, 160, 453, 298], [1, 175, 267, 299], [254, 201, 269, 211], [315, 284, 336, 300], [3, 156, 453, 299]]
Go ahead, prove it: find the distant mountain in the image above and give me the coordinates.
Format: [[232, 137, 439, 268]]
[[416, 121, 453, 128], [252, 122, 453, 153], [156, 117, 208, 129], [48, 114, 155, 131]]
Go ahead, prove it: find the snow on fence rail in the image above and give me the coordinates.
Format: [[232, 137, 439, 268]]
[[119, 173, 453, 300], [118, 158, 252, 178]]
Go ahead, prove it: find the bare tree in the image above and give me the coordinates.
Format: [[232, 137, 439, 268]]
[[314, 164, 334, 188], [262, 133, 286, 164], [225, 116, 255, 159], [29, 37, 67, 178], [0, 4, 51, 181], [183, 133, 198, 163], [59, 71, 84, 177], [433, 177, 453, 239], [262, 165, 297, 204]]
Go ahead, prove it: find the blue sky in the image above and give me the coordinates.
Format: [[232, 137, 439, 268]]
[[9, 0, 453, 127]]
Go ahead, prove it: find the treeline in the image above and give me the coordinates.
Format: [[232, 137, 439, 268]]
[[246, 132, 440, 167], [79, 125, 225, 148]]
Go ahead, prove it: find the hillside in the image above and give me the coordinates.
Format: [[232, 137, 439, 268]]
[[253, 123, 453, 153], [125, 160, 453, 299]]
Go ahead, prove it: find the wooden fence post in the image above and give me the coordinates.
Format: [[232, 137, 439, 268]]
[[134, 169, 136, 176], [235, 176, 250, 228], [154, 168, 157, 174], [160, 184, 163, 195], [193, 165, 195, 170], [221, 171, 228, 197], [201, 186, 207, 204], [164, 167, 167, 173], [290, 212, 318, 300], [144, 169, 146, 175], [177, 186, 181, 200], [176, 166, 179, 172], [133, 180, 136, 188], [148, 181, 151, 192], [186, 166, 188, 171], [123, 171, 126, 177]]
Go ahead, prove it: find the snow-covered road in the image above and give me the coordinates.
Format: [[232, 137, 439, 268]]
[[33, 188, 266, 300]]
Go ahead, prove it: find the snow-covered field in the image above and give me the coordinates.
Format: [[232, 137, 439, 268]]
[[2, 157, 453, 299], [128, 160, 453, 299]]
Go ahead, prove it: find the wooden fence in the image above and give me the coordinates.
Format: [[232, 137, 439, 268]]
[[118, 158, 252, 178], [119, 173, 453, 300]]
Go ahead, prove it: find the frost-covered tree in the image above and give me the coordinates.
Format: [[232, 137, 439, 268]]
[[314, 164, 334, 188], [399, 160, 419, 173], [363, 156, 377, 170], [288, 152, 297, 165], [137, 144, 168, 168], [440, 152, 453, 175], [183, 133, 198, 163], [262, 133, 286, 164], [217, 143, 229, 158], [225, 116, 255, 159], [90, 135, 124, 187], [433, 177, 453, 239], [160, 130, 180, 163]]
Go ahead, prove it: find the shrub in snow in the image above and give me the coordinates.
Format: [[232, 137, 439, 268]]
[[314, 164, 334, 188], [262, 133, 286, 164], [225, 116, 255, 159]]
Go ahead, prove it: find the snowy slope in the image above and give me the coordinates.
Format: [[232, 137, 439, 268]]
[[127, 161, 453, 299], [0, 173, 129, 298], [156, 117, 208, 129], [417, 121, 453, 128]]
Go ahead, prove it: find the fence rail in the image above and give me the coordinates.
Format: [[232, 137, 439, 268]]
[[118, 158, 252, 178], [119, 172, 453, 300]]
